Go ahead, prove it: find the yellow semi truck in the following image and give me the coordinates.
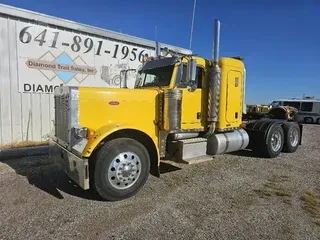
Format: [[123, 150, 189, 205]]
[[49, 20, 303, 201]]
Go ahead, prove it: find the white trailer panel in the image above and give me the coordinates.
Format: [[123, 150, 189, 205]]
[[16, 20, 156, 92], [0, 4, 192, 145]]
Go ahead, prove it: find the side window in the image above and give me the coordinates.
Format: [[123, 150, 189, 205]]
[[196, 67, 203, 88], [301, 102, 313, 112], [176, 65, 203, 89], [283, 101, 301, 110], [144, 74, 156, 84]]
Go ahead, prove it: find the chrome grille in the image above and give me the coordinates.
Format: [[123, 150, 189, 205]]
[[54, 90, 70, 147]]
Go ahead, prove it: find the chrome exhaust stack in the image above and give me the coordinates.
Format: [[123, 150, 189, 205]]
[[155, 41, 161, 57], [212, 19, 220, 64], [207, 19, 221, 134]]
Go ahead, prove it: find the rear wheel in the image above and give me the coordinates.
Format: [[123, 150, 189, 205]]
[[282, 122, 300, 153], [92, 138, 150, 201], [317, 118, 320, 124], [304, 117, 313, 124], [260, 124, 284, 158]]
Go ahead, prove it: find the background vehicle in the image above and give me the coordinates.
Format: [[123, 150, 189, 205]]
[[49, 19, 303, 201], [244, 104, 271, 120], [271, 96, 320, 124]]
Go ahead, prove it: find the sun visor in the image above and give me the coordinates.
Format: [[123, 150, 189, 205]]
[[139, 57, 178, 71]]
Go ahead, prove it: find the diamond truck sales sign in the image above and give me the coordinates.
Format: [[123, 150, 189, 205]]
[[16, 21, 154, 93]]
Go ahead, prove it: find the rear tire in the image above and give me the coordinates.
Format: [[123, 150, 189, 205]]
[[282, 122, 300, 153], [304, 117, 313, 124], [260, 124, 284, 158], [317, 118, 320, 124], [92, 138, 150, 201]]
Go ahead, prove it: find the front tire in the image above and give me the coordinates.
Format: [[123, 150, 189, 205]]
[[261, 124, 284, 158], [92, 138, 150, 201], [282, 122, 300, 153]]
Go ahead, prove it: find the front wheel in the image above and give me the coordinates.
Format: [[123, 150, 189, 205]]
[[261, 124, 284, 158], [92, 138, 150, 201]]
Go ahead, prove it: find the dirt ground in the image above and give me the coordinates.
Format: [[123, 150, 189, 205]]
[[1, 124, 320, 240]]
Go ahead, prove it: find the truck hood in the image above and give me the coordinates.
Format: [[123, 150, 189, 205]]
[[78, 87, 162, 133]]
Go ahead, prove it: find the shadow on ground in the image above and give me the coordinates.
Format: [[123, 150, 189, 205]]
[[1, 155, 102, 201], [1, 155, 181, 201], [226, 149, 266, 159], [159, 161, 181, 174]]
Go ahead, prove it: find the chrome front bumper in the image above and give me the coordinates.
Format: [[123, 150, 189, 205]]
[[49, 139, 89, 190]]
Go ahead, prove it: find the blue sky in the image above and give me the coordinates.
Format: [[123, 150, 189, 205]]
[[2, 0, 320, 104]]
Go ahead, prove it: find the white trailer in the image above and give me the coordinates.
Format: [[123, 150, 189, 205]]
[[0, 4, 192, 146], [271, 97, 320, 124]]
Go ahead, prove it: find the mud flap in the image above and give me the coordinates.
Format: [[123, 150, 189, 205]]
[[298, 123, 303, 145]]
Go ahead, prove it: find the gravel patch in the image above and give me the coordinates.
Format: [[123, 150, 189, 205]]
[[0, 124, 320, 240]]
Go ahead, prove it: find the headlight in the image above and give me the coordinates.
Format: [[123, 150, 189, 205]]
[[73, 126, 95, 139], [74, 127, 88, 138]]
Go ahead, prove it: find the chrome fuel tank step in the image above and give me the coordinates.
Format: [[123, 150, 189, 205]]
[[167, 137, 207, 162], [166, 129, 249, 164]]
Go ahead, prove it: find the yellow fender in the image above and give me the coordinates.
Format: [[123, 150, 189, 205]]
[[82, 122, 160, 165]]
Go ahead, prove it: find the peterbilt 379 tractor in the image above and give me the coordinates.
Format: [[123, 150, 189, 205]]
[[49, 19, 303, 201]]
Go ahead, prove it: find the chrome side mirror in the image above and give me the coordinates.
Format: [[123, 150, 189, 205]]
[[178, 60, 183, 83], [120, 69, 136, 88], [186, 59, 197, 91]]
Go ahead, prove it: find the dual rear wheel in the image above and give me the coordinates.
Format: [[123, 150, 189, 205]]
[[304, 117, 320, 124], [259, 122, 300, 158]]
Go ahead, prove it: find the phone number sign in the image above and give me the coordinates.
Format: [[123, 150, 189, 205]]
[[16, 22, 154, 93]]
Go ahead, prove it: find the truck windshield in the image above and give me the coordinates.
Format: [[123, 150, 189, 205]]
[[135, 65, 174, 87], [271, 101, 281, 108]]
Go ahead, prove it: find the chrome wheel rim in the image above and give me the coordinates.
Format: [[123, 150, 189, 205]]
[[290, 128, 299, 147], [271, 130, 282, 152], [107, 152, 141, 190]]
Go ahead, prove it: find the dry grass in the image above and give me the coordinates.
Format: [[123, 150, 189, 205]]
[[0, 141, 48, 151], [253, 175, 292, 205], [300, 190, 320, 226], [13, 198, 27, 206], [254, 177, 320, 227]]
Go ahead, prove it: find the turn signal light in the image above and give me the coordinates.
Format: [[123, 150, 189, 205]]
[[74, 127, 95, 139], [87, 128, 95, 139]]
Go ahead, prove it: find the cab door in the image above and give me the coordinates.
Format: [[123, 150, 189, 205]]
[[226, 70, 243, 124], [177, 66, 204, 130]]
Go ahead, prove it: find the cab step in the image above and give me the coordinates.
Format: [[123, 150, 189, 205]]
[[180, 155, 215, 164]]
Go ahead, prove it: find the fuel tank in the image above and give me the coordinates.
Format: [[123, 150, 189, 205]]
[[207, 128, 249, 155]]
